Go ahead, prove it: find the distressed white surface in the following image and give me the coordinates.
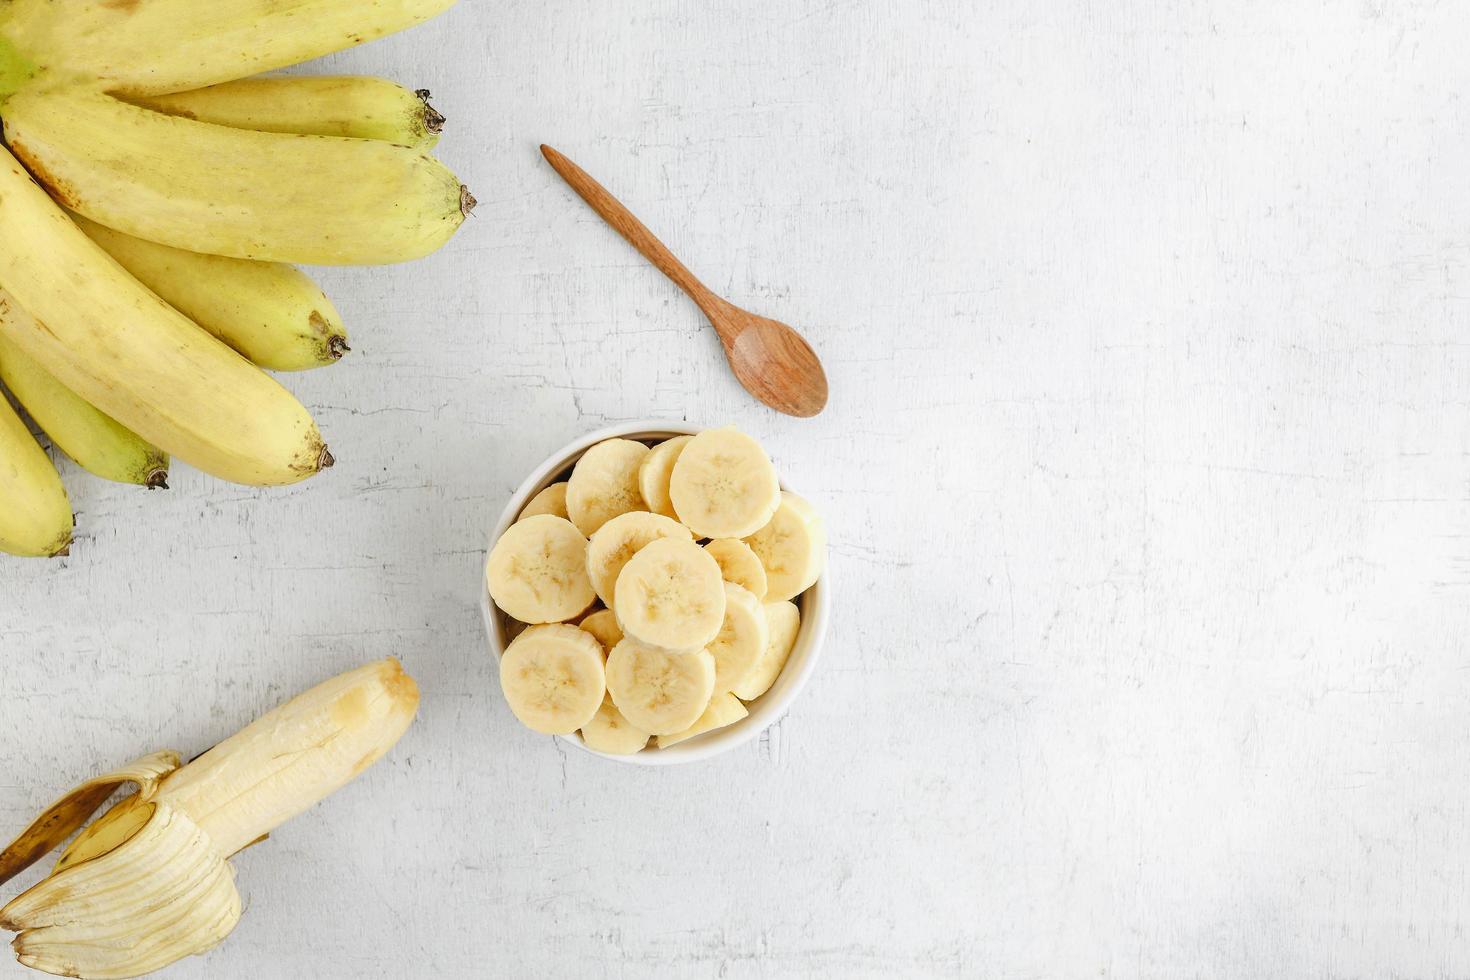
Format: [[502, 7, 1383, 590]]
[[3, 0, 1470, 977]]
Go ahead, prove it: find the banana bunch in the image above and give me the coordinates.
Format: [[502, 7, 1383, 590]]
[[487, 426, 826, 754], [0, 0, 472, 558], [0, 659, 419, 979]]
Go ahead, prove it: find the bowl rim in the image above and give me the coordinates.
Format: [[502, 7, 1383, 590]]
[[480, 419, 830, 766]]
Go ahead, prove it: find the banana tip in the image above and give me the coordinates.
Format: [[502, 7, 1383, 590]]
[[146, 470, 169, 490], [415, 90, 446, 135], [383, 658, 420, 708], [328, 335, 351, 360], [318, 446, 336, 471], [460, 185, 477, 217]]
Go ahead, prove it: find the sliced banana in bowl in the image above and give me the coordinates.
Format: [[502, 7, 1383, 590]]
[[485, 515, 596, 624], [669, 426, 781, 539], [499, 625, 606, 735], [745, 490, 827, 603], [707, 582, 769, 693], [637, 434, 691, 519], [704, 537, 768, 599], [605, 639, 717, 736], [612, 537, 726, 653], [578, 608, 623, 653], [481, 420, 830, 765], [566, 438, 649, 536], [586, 511, 692, 608]]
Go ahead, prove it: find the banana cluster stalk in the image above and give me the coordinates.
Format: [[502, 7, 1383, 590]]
[[0, 0, 472, 557], [0, 659, 420, 979]]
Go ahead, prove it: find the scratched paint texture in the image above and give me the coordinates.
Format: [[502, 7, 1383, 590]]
[[2, 0, 1469, 976]]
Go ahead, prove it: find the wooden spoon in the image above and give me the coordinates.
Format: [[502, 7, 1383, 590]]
[[540, 144, 829, 418]]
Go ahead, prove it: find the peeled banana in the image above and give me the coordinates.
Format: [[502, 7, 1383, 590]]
[[0, 0, 456, 98], [0, 149, 331, 486], [72, 213, 351, 372], [0, 391, 71, 558], [0, 331, 169, 488], [135, 76, 446, 149], [0, 659, 419, 979], [3, 88, 473, 265]]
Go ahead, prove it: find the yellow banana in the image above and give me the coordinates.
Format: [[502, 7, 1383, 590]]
[[0, 0, 456, 98], [135, 75, 445, 150], [4, 87, 474, 265], [0, 331, 169, 488], [0, 659, 419, 979], [0, 390, 72, 558], [72, 213, 350, 372], [0, 148, 331, 486]]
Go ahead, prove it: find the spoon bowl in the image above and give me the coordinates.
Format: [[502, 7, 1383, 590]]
[[717, 303, 828, 418]]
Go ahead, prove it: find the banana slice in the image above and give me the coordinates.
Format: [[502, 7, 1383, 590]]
[[578, 609, 623, 653], [669, 426, 781, 538], [579, 695, 651, 755], [613, 538, 727, 652], [566, 438, 650, 536], [637, 435, 692, 519], [709, 583, 770, 693], [520, 481, 569, 521], [704, 538, 769, 598], [499, 624, 606, 735], [731, 601, 802, 701], [605, 639, 717, 735], [656, 693, 749, 749], [485, 514, 596, 624], [587, 511, 693, 607], [745, 490, 827, 602]]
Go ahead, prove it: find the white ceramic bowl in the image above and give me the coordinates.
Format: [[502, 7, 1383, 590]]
[[481, 420, 830, 765]]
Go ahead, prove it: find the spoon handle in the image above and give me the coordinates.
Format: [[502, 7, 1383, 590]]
[[540, 145, 728, 322]]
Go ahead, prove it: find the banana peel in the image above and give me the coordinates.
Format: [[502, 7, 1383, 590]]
[[0, 660, 418, 979]]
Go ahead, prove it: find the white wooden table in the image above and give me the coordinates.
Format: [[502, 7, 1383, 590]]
[[4, 1, 1469, 976]]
